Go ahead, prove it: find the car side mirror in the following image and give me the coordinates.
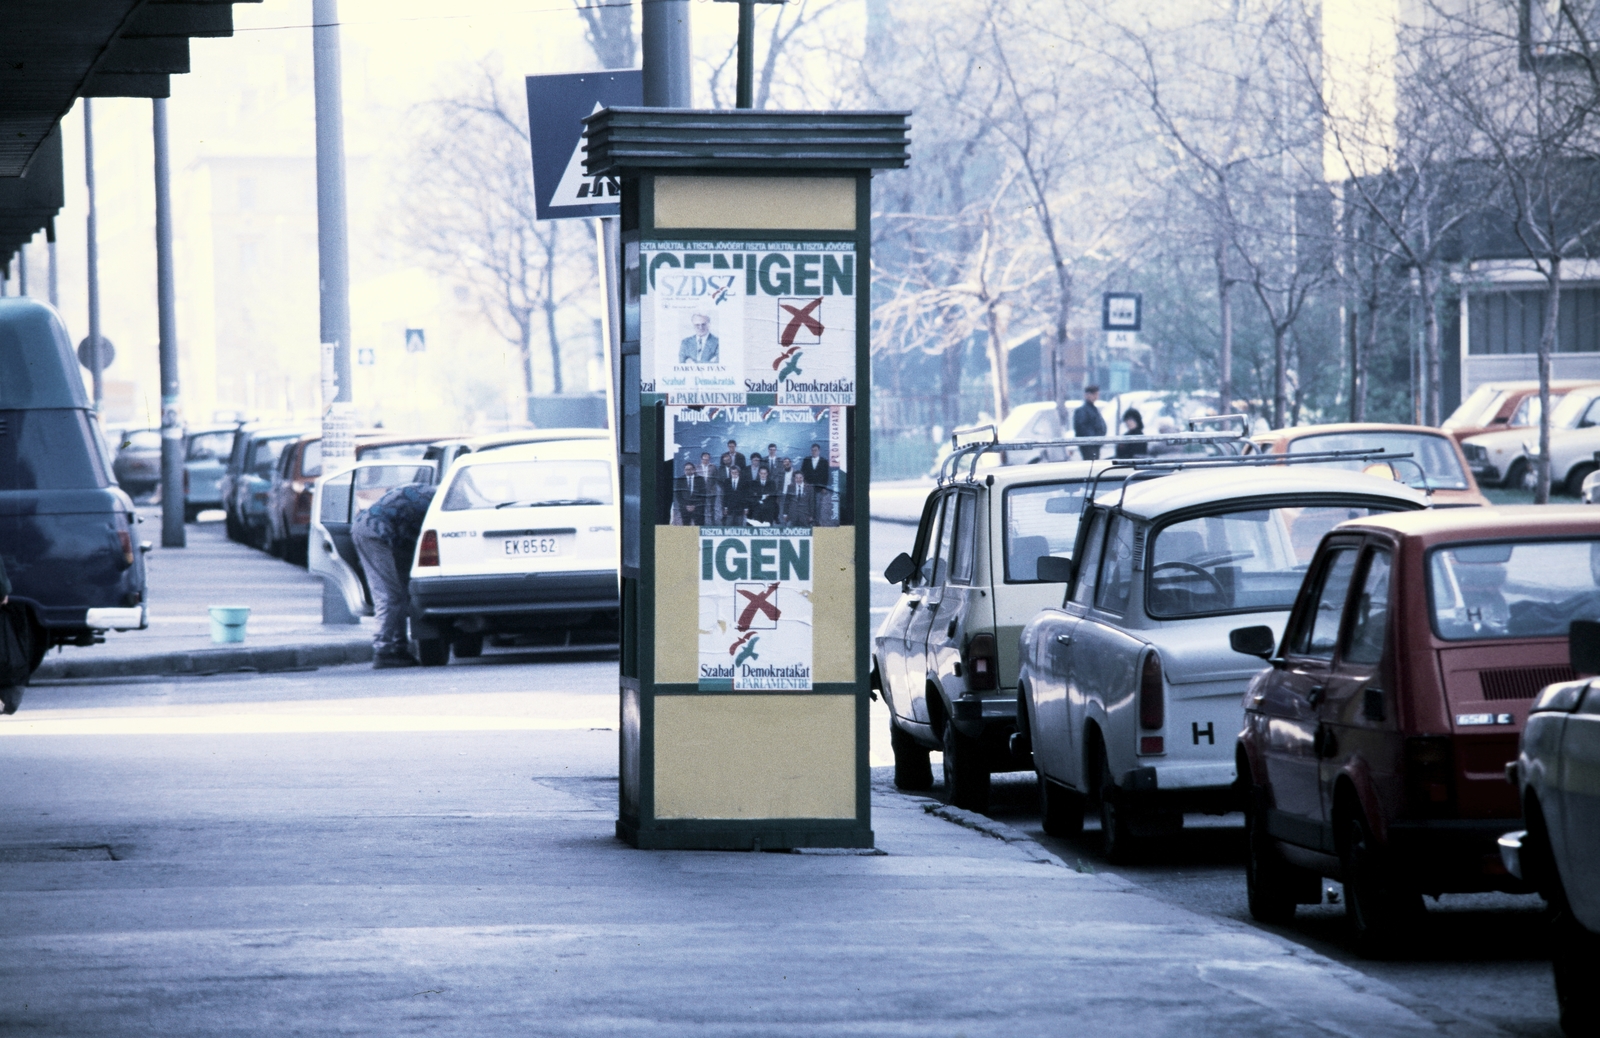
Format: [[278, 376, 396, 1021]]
[[1035, 555, 1075, 583], [1230, 625, 1276, 660], [1571, 619, 1600, 676], [883, 552, 915, 586]]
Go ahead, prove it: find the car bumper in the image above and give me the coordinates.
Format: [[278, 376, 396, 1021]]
[[1469, 464, 1500, 483], [1498, 829, 1526, 879], [1387, 817, 1531, 892], [410, 569, 620, 617], [86, 605, 147, 631]]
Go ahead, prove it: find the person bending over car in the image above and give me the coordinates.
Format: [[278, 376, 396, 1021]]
[[353, 481, 438, 669]]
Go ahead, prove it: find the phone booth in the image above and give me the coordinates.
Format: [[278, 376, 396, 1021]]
[[586, 108, 910, 850]]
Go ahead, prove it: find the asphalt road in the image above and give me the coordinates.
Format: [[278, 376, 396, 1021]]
[[867, 517, 1562, 1037]]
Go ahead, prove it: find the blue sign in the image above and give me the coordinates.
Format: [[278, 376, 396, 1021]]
[[525, 70, 642, 221]]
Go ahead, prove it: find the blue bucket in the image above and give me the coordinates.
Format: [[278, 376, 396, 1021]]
[[208, 605, 251, 644]]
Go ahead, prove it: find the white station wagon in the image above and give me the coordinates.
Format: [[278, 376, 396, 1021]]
[[407, 439, 620, 665], [1016, 463, 1426, 861]]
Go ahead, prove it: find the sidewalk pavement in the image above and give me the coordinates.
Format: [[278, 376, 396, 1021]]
[[33, 517, 372, 681]]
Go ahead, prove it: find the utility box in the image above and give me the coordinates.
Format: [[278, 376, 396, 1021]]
[[585, 108, 910, 850]]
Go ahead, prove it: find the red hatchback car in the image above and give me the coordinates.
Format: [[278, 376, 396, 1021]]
[[1234, 507, 1599, 952]]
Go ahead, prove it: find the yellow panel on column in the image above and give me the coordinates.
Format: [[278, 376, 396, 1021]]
[[654, 525, 700, 684], [654, 694, 856, 819], [811, 527, 855, 684]]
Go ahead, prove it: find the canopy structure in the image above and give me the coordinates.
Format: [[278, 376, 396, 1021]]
[[0, 0, 262, 264]]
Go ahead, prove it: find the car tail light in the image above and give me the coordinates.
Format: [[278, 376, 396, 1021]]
[[963, 632, 998, 691], [116, 530, 134, 566], [417, 529, 440, 567], [294, 487, 313, 523], [1405, 736, 1455, 816], [1139, 736, 1165, 755], [1139, 652, 1165, 730]]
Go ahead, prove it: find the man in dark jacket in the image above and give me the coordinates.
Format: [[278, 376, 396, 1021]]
[[674, 461, 708, 526], [353, 481, 438, 668], [1072, 385, 1107, 459]]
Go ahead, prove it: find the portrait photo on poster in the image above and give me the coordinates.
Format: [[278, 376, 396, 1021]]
[[661, 405, 850, 529]]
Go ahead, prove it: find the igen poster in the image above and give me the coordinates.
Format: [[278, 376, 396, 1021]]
[[698, 526, 813, 690], [640, 242, 856, 405]]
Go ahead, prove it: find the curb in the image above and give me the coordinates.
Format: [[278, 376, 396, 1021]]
[[33, 638, 374, 681]]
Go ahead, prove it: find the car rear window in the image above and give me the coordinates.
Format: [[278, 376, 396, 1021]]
[[1147, 503, 1395, 618], [358, 442, 431, 461], [1002, 481, 1087, 582], [1430, 539, 1600, 640], [186, 431, 233, 461], [0, 409, 111, 490], [1285, 431, 1468, 490], [442, 460, 614, 511], [123, 430, 162, 450]]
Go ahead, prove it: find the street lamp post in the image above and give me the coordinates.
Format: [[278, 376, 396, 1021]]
[[153, 98, 185, 548]]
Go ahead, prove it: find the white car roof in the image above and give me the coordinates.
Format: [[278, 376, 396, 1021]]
[[451, 439, 613, 466], [1097, 465, 1426, 520]]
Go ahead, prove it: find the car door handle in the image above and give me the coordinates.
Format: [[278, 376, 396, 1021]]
[[1056, 634, 1072, 646], [947, 620, 958, 639], [1308, 685, 1326, 707], [907, 599, 921, 610]]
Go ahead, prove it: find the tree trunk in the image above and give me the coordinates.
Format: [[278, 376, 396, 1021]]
[[519, 318, 536, 419], [1537, 257, 1561, 504], [544, 298, 564, 395], [1216, 242, 1233, 414], [1421, 265, 1442, 427], [941, 341, 963, 438], [1272, 324, 1288, 429], [984, 304, 1010, 424], [1349, 306, 1363, 422]]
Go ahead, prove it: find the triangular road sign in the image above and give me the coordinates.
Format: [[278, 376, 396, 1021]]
[[547, 103, 621, 211]]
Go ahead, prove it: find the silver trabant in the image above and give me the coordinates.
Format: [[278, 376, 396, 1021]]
[[1016, 464, 1425, 860]]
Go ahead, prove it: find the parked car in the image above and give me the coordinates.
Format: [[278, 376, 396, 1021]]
[[221, 425, 309, 547], [1442, 380, 1596, 444], [0, 298, 147, 666], [183, 424, 237, 521], [1236, 506, 1600, 954], [1500, 624, 1600, 1036], [422, 428, 611, 483], [265, 433, 443, 564], [406, 439, 620, 665], [308, 459, 438, 624], [111, 428, 162, 498], [1017, 464, 1425, 861], [1254, 423, 1488, 507], [1462, 383, 1600, 491]]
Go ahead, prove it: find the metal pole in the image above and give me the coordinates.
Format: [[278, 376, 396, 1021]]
[[313, 0, 358, 624], [736, 0, 755, 108], [84, 100, 104, 412], [17, 241, 27, 297], [153, 99, 186, 548], [642, 0, 693, 107], [46, 222, 58, 309]]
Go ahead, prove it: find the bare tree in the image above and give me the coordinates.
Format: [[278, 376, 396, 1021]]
[[574, 0, 635, 70], [401, 65, 597, 413]]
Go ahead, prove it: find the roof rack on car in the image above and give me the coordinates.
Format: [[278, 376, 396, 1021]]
[[1087, 447, 1419, 512], [1185, 413, 1251, 434], [936, 429, 1246, 485]]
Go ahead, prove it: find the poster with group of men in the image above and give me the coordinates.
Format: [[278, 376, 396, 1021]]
[[642, 241, 860, 691]]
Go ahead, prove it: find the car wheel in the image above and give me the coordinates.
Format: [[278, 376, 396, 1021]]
[[225, 512, 242, 542], [453, 632, 484, 658], [1339, 800, 1423, 957], [890, 720, 933, 791], [1097, 748, 1139, 864], [942, 719, 990, 812], [1565, 464, 1595, 499], [1245, 784, 1315, 925], [184, 504, 200, 523], [1039, 776, 1085, 838], [416, 638, 450, 667], [1554, 908, 1600, 1036]]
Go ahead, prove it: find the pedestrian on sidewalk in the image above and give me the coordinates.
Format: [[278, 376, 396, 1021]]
[[1115, 407, 1148, 460], [1073, 385, 1107, 459], [352, 481, 438, 669]]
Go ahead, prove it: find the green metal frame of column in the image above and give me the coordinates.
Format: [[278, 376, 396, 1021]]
[[585, 108, 909, 851]]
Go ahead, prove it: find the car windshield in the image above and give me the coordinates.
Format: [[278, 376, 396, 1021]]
[[186, 431, 233, 461], [123, 430, 161, 450], [1285, 431, 1468, 490], [1509, 393, 1555, 428], [1442, 386, 1504, 430], [1550, 390, 1600, 429], [1003, 481, 1087, 582], [442, 459, 613, 511], [252, 436, 299, 476], [1147, 503, 1397, 618], [1430, 539, 1600, 640], [359, 442, 431, 461]]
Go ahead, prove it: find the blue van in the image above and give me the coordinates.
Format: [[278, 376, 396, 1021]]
[[0, 299, 148, 663]]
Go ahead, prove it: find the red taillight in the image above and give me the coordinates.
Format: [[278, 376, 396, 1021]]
[[1140, 736, 1165, 755], [417, 529, 440, 567], [1405, 736, 1455, 816], [964, 632, 998, 691], [293, 488, 313, 523], [117, 530, 134, 566], [1139, 652, 1164, 730]]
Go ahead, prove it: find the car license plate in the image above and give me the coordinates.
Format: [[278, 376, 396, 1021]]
[[503, 536, 562, 557]]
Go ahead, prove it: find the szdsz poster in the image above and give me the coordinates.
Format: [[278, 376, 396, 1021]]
[[698, 526, 813, 690], [640, 241, 856, 405]]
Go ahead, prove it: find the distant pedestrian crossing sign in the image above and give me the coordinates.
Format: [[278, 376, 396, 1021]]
[[404, 329, 425, 353], [358, 347, 375, 367], [526, 71, 643, 221]]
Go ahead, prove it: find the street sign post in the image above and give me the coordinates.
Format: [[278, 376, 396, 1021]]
[[526, 71, 643, 222], [586, 107, 909, 851], [1102, 291, 1142, 332]]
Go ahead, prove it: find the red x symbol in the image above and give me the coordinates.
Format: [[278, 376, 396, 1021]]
[[736, 582, 782, 630], [779, 299, 824, 346]]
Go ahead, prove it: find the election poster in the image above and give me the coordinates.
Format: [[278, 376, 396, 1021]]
[[661, 404, 849, 528], [698, 527, 813, 690], [640, 241, 856, 405]]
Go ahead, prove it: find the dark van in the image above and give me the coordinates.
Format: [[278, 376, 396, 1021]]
[[0, 299, 147, 664]]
